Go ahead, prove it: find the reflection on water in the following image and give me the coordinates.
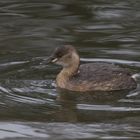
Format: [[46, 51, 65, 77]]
[[0, 0, 140, 139]]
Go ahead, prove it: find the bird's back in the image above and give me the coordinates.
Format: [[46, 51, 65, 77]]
[[68, 63, 136, 91]]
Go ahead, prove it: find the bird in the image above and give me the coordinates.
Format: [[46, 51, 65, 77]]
[[45, 45, 137, 92]]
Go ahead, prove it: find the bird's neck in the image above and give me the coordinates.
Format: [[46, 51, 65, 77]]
[[56, 53, 80, 88]]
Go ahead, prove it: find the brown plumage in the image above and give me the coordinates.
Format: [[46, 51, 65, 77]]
[[46, 45, 137, 92]]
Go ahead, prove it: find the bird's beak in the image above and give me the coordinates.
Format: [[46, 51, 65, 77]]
[[40, 55, 58, 65]]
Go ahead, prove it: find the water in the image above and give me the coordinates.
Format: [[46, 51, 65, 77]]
[[0, 0, 140, 139]]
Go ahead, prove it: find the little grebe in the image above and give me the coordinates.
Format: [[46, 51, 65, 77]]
[[46, 45, 137, 92]]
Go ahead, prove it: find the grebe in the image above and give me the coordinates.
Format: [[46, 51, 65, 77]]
[[46, 45, 136, 92]]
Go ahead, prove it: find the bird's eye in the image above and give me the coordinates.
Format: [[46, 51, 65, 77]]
[[57, 53, 63, 58], [55, 51, 64, 58]]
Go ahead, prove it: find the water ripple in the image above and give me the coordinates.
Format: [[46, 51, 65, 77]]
[[0, 0, 140, 139], [77, 104, 140, 112], [81, 58, 140, 67], [0, 122, 49, 139], [0, 79, 57, 106], [1, 122, 138, 140]]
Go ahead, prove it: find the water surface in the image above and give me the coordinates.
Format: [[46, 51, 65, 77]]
[[0, 0, 140, 139]]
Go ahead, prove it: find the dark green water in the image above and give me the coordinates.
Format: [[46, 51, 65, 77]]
[[0, 0, 140, 139]]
